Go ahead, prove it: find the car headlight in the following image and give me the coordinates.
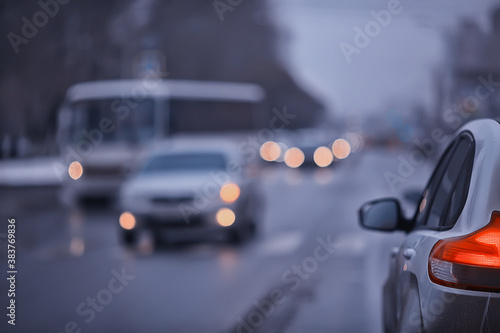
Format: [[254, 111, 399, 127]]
[[119, 212, 136, 230], [216, 208, 235, 227], [68, 161, 83, 180], [220, 183, 240, 203]]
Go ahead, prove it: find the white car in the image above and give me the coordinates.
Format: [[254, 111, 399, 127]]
[[359, 119, 500, 332], [118, 140, 262, 246]]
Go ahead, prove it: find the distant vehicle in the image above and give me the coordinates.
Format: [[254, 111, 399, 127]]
[[56, 79, 266, 206], [259, 128, 345, 169], [117, 139, 262, 246], [359, 119, 500, 332], [294, 144, 333, 168]]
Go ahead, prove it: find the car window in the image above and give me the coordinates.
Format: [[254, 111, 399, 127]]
[[414, 139, 456, 227], [72, 98, 155, 143], [142, 153, 227, 173], [443, 140, 474, 226], [414, 133, 474, 229]]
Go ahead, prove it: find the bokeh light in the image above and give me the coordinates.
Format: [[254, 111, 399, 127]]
[[344, 132, 364, 153], [332, 139, 351, 159], [216, 208, 236, 227], [68, 161, 83, 180], [69, 237, 85, 257], [313, 146, 334, 167], [284, 147, 305, 168], [220, 183, 241, 203], [119, 212, 136, 230], [260, 141, 281, 162]]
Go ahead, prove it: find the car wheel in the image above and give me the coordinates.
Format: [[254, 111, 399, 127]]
[[228, 221, 256, 244], [121, 230, 137, 247], [396, 287, 422, 333], [248, 221, 257, 238], [228, 228, 245, 244], [152, 231, 166, 248]]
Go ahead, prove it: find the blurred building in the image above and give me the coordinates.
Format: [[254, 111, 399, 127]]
[[436, 6, 500, 132], [0, 0, 325, 157]]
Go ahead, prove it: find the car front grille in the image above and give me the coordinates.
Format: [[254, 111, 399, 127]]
[[84, 165, 124, 177], [150, 196, 194, 205], [145, 215, 203, 227]]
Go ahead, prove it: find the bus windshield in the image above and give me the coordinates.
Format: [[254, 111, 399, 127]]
[[70, 98, 155, 144]]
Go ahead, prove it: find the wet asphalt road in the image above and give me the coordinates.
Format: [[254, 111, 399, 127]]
[[0, 149, 431, 333]]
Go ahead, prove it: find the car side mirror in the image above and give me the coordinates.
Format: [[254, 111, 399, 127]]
[[359, 198, 408, 232]]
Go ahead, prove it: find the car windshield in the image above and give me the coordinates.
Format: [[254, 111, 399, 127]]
[[70, 98, 155, 144], [142, 153, 227, 173]]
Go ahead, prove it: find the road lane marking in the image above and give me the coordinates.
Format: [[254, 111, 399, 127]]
[[258, 230, 304, 256], [333, 232, 368, 256]]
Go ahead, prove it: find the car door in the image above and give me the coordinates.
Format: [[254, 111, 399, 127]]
[[387, 132, 475, 332]]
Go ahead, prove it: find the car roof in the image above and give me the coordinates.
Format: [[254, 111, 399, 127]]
[[146, 136, 243, 161], [65, 79, 265, 103]]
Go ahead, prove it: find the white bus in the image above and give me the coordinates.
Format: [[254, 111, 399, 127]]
[[56, 78, 266, 206]]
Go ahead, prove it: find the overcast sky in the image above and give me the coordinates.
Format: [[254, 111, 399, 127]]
[[270, 0, 498, 118]]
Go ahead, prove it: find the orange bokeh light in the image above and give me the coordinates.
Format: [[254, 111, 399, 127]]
[[332, 139, 351, 159], [260, 141, 281, 162], [220, 183, 241, 203], [314, 146, 334, 167], [119, 212, 136, 230], [216, 208, 235, 227], [68, 161, 83, 180], [284, 148, 305, 168]]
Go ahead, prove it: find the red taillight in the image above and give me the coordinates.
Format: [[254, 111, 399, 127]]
[[429, 211, 500, 292]]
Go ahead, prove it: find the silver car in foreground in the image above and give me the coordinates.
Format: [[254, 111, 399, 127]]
[[359, 119, 500, 332], [118, 140, 262, 246]]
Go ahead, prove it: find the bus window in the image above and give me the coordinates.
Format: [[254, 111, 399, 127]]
[[70, 98, 155, 144]]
